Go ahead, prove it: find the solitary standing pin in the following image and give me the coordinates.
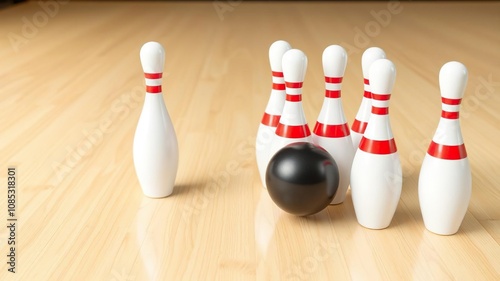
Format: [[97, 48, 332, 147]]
[[418, 61, 471, 235], [133, 42, 179, 198]]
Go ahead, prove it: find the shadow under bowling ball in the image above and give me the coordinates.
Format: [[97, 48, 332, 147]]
[[266, 142, 339, 216]]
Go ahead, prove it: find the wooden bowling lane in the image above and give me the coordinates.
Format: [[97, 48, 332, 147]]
[[0, 1, 499, 280]]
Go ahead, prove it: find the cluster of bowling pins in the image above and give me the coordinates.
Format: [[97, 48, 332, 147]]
[[256, 40, 472, 235]]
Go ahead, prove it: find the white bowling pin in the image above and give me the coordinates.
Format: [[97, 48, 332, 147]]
[[350, 59, 402, 229], [351, 47, 386, 149], [133, 42, 179, 198], [269, 49, 311, 159], [418, 61, 471, 235], [312, 45, 354, 204], [256, 40, 292, 188]]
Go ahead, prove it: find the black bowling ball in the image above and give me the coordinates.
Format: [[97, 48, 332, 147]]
[[266, 142, 340, 216]]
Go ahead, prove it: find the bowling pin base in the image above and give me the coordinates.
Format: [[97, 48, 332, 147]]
[[424, 225, 460, 236], [351, 150, 402, 230], [358, 221, 390, 230], [141, 188, 174, 198], [418, 155, 471, 236]]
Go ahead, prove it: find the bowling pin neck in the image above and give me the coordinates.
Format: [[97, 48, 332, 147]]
[[441, 97, 462, 119], [363, 79, 371, 98], [433, 97, 464, 145], [142, 92, 167, 111], [363, 91, 393, 140], [433, 118, 464, 143], [272, 71, 285, 91], [285, 81, 303, 101], [360, 114, 396, 154], [276, 101, 310, 138], [370, 93, 391, 115], [351, 78, 373, 134], [144, 72, 163, 94], [429, 118, 466, 160], [324, 76, 342, 98], [263, 89, 285, 117], [316, 98, 348, 125]]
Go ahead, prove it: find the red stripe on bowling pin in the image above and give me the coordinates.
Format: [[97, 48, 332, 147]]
[[272, 71, 285, 90], [260, 112, 280, 127], [325, 90, 341, 98], [441, 97, 461, 119], [272, 83, 285, 90], [359, 137, 397, 154], [325, 76, 343, 83], [371, 93, 390, 115], [275, 124, 311, 138], [441, 111, 459, 119], [363, 78, 371, 98], [145, 73, 162, 79], [324, 76, 342, 98], [371, 93, 390, 100], [442, 97, 461, 105], [286, 94, 302, 102], [144, 72, 163, 94], [351, 119, 368, 134], [145, 85, 161, 93], [313, 122, 350, 138], [285, 82, 303, 88], [372, 107, 389, 115], [427, 141, 467, 160], [272, 71, 284, 77]]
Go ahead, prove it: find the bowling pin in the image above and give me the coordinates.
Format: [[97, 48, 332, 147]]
[[269, 49, 311, 159], [256, 40, 292, 188], [350, 59, 402, 229], [418, 61, 471, 235], [351, 47, 386, 149], [312, 45, 354, 204], [133, 41, 179, 198]]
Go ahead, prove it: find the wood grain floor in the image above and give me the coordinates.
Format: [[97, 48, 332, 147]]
[[0, 1, 499, 280]]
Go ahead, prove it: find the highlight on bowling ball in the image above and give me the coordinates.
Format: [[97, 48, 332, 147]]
[[265, 142, 340, 216]]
